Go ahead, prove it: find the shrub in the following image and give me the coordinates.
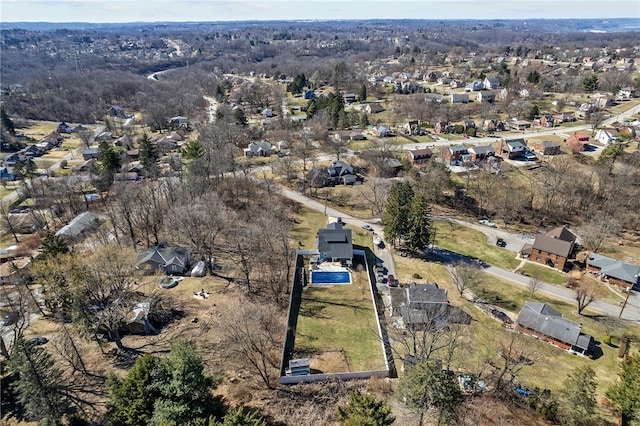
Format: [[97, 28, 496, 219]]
[[412, 273, 422, 279]]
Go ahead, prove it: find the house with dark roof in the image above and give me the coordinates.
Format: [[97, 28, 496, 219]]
[[520, 225, 576, 271], [468, 145, 496, 162], [516, 302, 594, 355], [243, 141, 274, 157], [406, 148, 433, 165], [534, 141, 561, 156], [441, 145, 468, 164], [496, 138, 528, 159], [390, 283, 472, 330], [138, 243, 191, 275], [317, 218, 353, 265], [587, 253, 640, 290]]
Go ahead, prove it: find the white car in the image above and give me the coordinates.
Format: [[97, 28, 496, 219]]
[[361, 224, 374, 231], [479, 219, 497, 228]]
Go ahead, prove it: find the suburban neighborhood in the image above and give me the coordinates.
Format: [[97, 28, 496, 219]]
[[1, 15, 640, 426]]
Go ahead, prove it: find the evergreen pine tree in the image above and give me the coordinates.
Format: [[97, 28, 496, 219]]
[[138, 132, 160, 178]]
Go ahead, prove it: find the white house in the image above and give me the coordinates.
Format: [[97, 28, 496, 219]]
[[450, 93, 469, 104], [595, 129, 618, 145]]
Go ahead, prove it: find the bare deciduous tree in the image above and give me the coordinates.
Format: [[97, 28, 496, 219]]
[[217, 298, 283, 389], [527, 270, 543, 297], [575, 280, 601, 315], [447, 263, 483, 298]]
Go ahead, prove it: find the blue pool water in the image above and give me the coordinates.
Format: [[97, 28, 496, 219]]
[[311, 271, 351, 285]]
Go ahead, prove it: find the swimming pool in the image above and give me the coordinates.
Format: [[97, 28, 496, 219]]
[[311, 271, 351, 285]]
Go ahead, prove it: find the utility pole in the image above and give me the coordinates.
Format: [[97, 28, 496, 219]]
[[618, 288, 632, 319]]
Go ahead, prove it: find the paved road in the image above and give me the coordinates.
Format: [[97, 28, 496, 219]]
[[402, 102, 640, 151], [276, 186, 640, 322]]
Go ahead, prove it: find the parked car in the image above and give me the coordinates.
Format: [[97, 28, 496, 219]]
[[387, 274, 398, 287], [479, 219, 497, 228], [28, 337, 49, 346], [1, 311, 19, 327], [496, 238, 506, 247], [361, 224, 373, 231]]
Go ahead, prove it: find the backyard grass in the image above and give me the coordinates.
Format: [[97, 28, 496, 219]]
[[391, 249, 639, 403], [294, 268, 384, 373]]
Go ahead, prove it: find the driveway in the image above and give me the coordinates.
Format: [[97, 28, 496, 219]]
[[276, 186, 640, 322]]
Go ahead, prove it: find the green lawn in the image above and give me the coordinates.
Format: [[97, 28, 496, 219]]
[[295, 268, 383, 372], [519, 262, 566, 286], [433, 221, 522, 270]]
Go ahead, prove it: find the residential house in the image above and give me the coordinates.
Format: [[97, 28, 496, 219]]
[[365, 103, 385, 114], [57, 122, 73, 134], [437, 77, 453, 85], [372, 125, 391, 137], [465, 80, 484, 92], [520, 225, 577, 271], [468, 145, 495, 162], [406, 148, 433, 165], [108, 105, 126, 119], [435, 121, 453, 134], [316, 218, 353, 265], [72, 159, 97, 173], [496, 138, 528, 159], [306, 167, 331, 188], [566, 132, 591, 152], [519, 87, 543, 99], [95, 132, 114, 143], [262, 108, 274, 118], [343, 93, 356, 104], [55, 211, 100, 242], [307, 160, 358, 187], [540, 115, 555, 127], [463, 120, 476, 132], [516, 302, 593, 355], [534, 141, 562, 156], [594, 94, 616, 109], [390, 283, 472, 330], [168, 116, 191, 130], [482, 119, 506, 133], [595, 129, 618, 145], [138, 243, 191, 275], [424, 93, 444, 103], [370, 157, 403, 178], [450, 93, 469, 104], [303, 90, 316, 100], [476, 91, 496, 103], [0, 167, 15, 181], [243, 141, 273, 157], [403, 120, 423, 136], [82, 149, 99, 160], [509, 120, 532, 131], [441, 145, 468, 164], [586, 253, 640, 290], [483, 76, 502, 90], [617, 87, 636, 100]]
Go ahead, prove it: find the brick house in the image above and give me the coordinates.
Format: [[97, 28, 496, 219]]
[[468, 145, 495, 162], [406, 148, 433, 165], [496, 138, 527, 159], [586, 253, 640, 290], [566, 132, 591, 152], [520, 225, 576, 271], [441, 145, 468, 164], [534, 141, 561, 156], [516, 302, 593, 355]]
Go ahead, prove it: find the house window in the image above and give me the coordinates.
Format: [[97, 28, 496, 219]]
[[536, 257, 541, 261], [554, 263, 558, 267]]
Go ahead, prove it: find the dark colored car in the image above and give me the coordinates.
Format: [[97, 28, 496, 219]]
[[387, 274, 398, 287], [1, 311, 19, 327], [496, 238, 506, 247], [28, 337, 49, 346]]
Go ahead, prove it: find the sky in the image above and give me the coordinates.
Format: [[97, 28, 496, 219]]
[[1, 0, 639, 23]]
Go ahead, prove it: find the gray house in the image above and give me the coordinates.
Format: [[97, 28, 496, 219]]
[[391, 283, 472, 330], [317, 219, 353, 264], [516, 302, 593, 355], [138, 243, 191, 275]]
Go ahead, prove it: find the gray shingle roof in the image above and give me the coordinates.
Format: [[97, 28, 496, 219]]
[[517, 302, 593, 351], [317, 221, 353, 260]]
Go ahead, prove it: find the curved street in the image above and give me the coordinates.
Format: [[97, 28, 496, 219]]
[[277, 186, 640, 322]]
